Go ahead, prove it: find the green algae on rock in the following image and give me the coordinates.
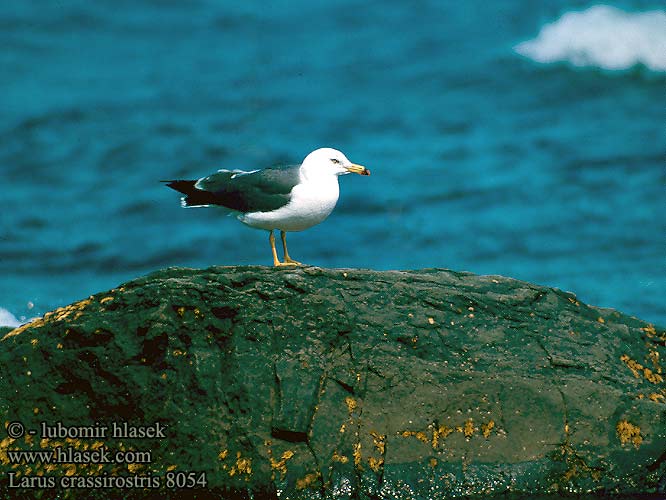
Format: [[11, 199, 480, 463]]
[[1, 266, 665, 499]]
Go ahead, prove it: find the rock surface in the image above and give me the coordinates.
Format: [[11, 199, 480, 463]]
[[0, 266, 665, 499]]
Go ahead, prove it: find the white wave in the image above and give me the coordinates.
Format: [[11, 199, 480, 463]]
[[0, 307, 21, 328], [515, 5, 666, 72]]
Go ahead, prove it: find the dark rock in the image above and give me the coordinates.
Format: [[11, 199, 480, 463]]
[[0, 266, 664, 499]]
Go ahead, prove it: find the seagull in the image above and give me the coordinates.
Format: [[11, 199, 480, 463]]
[[164, 148, 370, 267]]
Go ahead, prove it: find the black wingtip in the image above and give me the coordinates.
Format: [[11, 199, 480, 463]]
[[163, 180, 218, 207], [163, 180, 197, 194]]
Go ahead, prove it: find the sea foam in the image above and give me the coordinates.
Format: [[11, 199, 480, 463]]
[[0, 307, 21, 328], [515, 5, 666, 72]]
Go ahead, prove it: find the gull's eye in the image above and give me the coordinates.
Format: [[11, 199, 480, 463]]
[[330, 158, 341, 165]]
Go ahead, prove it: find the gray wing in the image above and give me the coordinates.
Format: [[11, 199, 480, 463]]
[[194, 164, 301, 212]]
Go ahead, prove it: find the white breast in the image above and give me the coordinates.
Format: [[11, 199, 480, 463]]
[[239, 177, 340, 232]]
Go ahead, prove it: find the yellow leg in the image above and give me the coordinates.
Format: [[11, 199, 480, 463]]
[[269, 230, 280, 266], [281, 231, 302, 265], [269, 230, 298, 267]]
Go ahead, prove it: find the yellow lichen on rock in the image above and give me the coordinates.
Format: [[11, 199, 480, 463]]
[[296, 472, 320, 490], [0, 437, 14, 465], [401, 430, 429, 444], [368, 456, 383, 472], [270, 450, 294, 478], [370, 431, 386, 455], [353, 442, 362, 468], [616, 420, 642, 448], [647, 349, 660, 368], [229, 454, 252, 477], [5, 318, 43, 338], [648, 392, 665, 403], [332, 451, 349, 463], [4, 297, 94, 339], [402, 418, 494, 448], [54, 298, 94, 323], [644, 367, 664, 384], [621, 354, 664, 384], [482, 420, 495, 438], [463, 419, 474, 438], [366, 431, 386, 472], [620, 354, 641, 378], [431, 424, 453, 448], [345, 397, 357, 413], [127, 463, 142, 473], [642, 324, 657, 337]]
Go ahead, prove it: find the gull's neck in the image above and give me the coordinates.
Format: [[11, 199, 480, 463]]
[[299, 163, 341, 184]]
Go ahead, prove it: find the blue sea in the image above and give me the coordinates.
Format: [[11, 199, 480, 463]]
[[1, 1, 664, 329]]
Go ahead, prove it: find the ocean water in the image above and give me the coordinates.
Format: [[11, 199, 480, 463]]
[[1, 1, 664, 328]]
